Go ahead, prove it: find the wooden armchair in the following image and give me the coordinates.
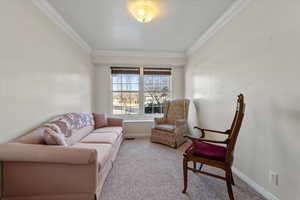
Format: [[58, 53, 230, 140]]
[[182, 94, 245, 200], [151, 99, 190, 148]]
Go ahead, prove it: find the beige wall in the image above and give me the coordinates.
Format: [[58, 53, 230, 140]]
[[185, 0, 300, 199], [0, 1, 94, 143], [94, 65, 112, 114]]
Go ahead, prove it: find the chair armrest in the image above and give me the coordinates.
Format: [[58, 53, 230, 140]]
[[107, 117, 123, 127], [0, 143, 97, 165], [194, 126, 230, 137], [154, 117, 165, 126], [185, 135, 228, 144]]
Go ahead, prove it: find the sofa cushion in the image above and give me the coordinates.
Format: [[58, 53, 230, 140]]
[[73, 143, 112, 169], [93, 113, 108, 128], [81, 132, 119, 144], [155, 124, 175, 132], [92, 127, 123, 136], [67, 125, 94, 146], [107, 117, 123, 127]]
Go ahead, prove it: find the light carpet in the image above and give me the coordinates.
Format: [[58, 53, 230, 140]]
[[101, 138, 266, 200]]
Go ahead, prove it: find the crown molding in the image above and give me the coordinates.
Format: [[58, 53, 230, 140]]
[[92, 55, 186, 67], [92, 50, 185, 59], [32, 0, 92, 54], [92, 50, 186, 66], [186, 0, 252, 56]]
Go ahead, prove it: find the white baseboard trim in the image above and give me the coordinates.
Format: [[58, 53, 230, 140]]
[[124, 120, 154, 123], [232, 167, 280, 200], [125, 133, 150, 138]]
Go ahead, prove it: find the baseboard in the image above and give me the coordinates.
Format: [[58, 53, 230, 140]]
[[232, 167, 280, 200], [125, 133, 150, 138]]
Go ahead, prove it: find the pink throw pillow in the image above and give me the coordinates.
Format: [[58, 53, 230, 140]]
[[43, 128, 68, 146], [93, 113, 107, 129]]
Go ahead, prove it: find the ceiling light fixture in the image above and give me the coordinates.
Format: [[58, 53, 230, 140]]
[[128, 0, 159, 23]]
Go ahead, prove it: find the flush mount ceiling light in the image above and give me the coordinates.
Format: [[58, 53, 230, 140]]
[[128, 0, 159, 23]]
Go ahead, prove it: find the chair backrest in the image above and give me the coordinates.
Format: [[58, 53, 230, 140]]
[[163, 99, 190, 125], [226, 94, 245, 165]]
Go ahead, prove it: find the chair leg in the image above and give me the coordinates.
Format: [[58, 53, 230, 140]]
[[230, 170, 235, 186], [182, 156, 188, 193], [173, 142, 177, 149], [198, 163, 204, 171], [225, 169, 234, 200]]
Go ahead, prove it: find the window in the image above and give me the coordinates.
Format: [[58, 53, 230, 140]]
[[111, 67, 171, 115], [111, 67, 140, 115], [144, 68, 171, 114]]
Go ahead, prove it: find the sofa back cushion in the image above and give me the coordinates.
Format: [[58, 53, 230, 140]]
[[15, 113, 95, 146], [93, 113, 108, 128], [68, 125, 94, 145]]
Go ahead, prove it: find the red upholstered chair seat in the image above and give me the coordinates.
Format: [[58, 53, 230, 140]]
[[186, 141, 227, 162]]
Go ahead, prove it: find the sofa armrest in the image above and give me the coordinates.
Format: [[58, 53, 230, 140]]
[[0, 143, 97, 165], [107, 117, 123, 127]]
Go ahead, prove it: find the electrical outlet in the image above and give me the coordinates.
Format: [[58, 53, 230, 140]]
[[269, 171, 279, 187]]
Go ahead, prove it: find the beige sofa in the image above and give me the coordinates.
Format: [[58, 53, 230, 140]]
[[0, 113, 124, 200]]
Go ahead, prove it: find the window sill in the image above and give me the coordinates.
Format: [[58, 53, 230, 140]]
[[111, 114, 163, 120], [124, 119, 154, 123]]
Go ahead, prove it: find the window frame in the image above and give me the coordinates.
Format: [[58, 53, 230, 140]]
[[110, 66, 172, 117]]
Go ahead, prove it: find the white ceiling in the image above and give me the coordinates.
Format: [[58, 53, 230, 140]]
[[47, 0, 236, 54]]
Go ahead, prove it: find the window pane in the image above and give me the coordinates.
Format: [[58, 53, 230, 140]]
[[112, 92, 123, 114], [153, 106, 162, 114], [122, 83, 139, 91], [112, 74, 122, 83], [144, 73, 171, 114], [112, 83, 122, 91], [123, 74, 139, 83], [112, 70, 140, 114], [112, 92, 139, 115]]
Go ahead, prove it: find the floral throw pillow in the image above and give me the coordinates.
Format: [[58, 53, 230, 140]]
[[43, 128, 67, 146]]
